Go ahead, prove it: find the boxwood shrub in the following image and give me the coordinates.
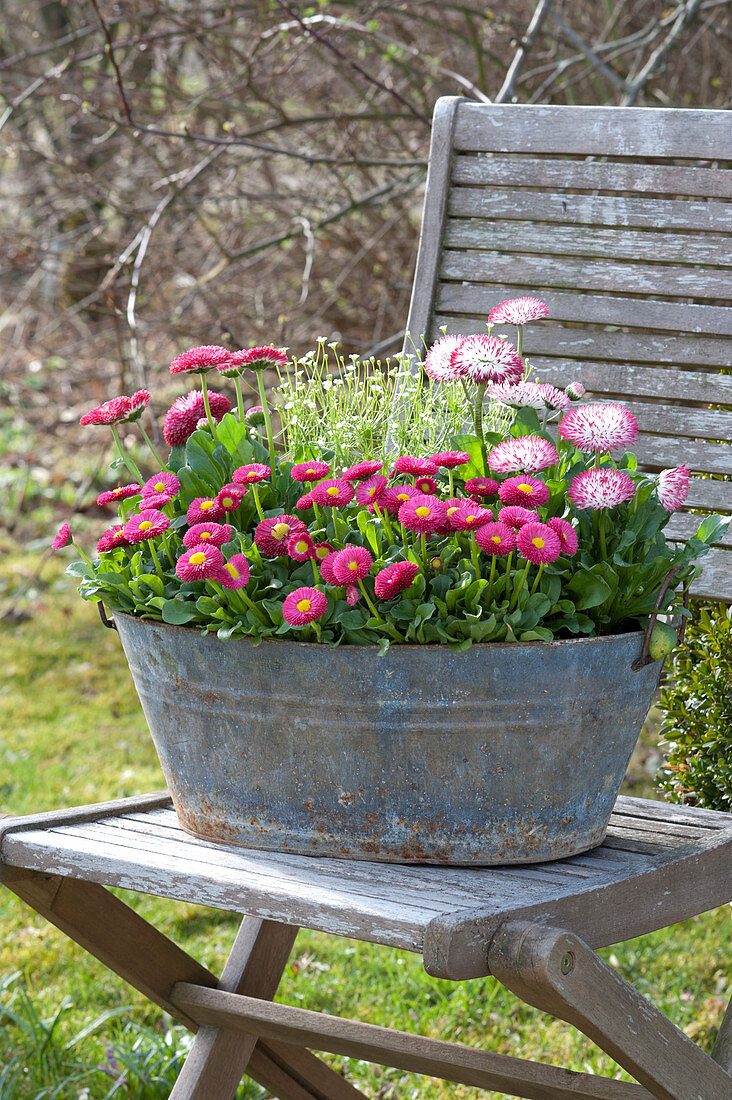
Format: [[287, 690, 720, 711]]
[[657, 601, 732, 811]]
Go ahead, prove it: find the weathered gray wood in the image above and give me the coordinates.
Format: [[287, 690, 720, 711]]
[[515, 360, 732, 404], [170, 917, 298, 1100], [452, 103, 732, 159], [440, 246, 731, 299], [448, 187, 731, 232], [487, 923, 732, 1100], [711, 996, 732, 1074], [252, 1042, 370, 1100], [0, 790, 171, 846], [171, 983, 653, 1100], [686, 547, 732, 600], [451, 155, 732, 199]]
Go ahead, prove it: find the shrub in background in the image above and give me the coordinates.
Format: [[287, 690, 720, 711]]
[[657, 602, 732, 811]]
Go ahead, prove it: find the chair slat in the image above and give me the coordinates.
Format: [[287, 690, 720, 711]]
[[687, 547, 732, 599], [664, 514, 732, 548], [452, 155, 732, 199], [452, 103, 732, 159], [632, 436, 732, 478], [520, 361, 732, 405]]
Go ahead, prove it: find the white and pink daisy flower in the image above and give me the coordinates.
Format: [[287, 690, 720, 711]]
[[565, 381, 586, 401], [488, 381, 546, 411], [568, 468, 637, 510], [656, 466, 690, 511], [559, 403, 639, 455], [487, 436, 559, 474], [538, 383, 572, 411], [450, 335, 523, 385], [282, 586, 327, 625], [423, 335, 465, 382], [488, 297, 549, 326]]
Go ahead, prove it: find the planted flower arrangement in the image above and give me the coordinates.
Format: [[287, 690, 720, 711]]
[[52, 299, 727, 864]]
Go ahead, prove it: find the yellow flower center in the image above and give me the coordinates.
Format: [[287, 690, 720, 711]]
[[295, 540, 308, 554], [225, 563, 239, 579], [347, 561, 358, 571], [189, 552, 207, 565], [272, 522, 290, 540], [154, 481, 165, 492], [447, 506, 459, 517], [326, 486, 340, 496], [201, 501, 214, 510], [200, 532, 211, 539], [397, 492, 409, 501], [315, 546, 329, 559], [222, 496, 234, 507], [415, 506, 431, 518], [246, 472, 256, 479], [139, 521, 153, 531], [306, 468, 317, 475], [519, 483, 533, 494], [491, 535, 502, 544], [466, 515, 476, 522], [532, 537, 545, 549], [368, 487, 377, 496], [296, 598, 311, 612]]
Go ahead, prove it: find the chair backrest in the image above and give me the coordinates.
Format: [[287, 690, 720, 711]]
[[404, 98, 732, 601]]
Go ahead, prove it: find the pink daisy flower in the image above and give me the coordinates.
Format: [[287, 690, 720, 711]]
[[233, 463, 270, 485], [313, 541, 333, 561], [232, 346, 289, 372], [310, 478, 355, 508], [346, 585, 359, 606], [52, 522, 72, 550], [356, 475, 388, 506], [488, 381, 546, 411], [568, 468, 637, 510], [374, 560, 420, 599], [430, 557, 442, 570], [291, 460, 331, 483], [123, 509, 170, 543], [381, 485, 418, 516], [538, 383, 572, 411], [142, 472, 181, 499], [488, 297, 549, 326], [559, 403, 639, 455], [176, 542, 225, 581], [187, 497, 224, 525], [498, 505, 536, 530], [96, 483, 141, 507], [342, 460, 383, 481], [423, 335, 465, 382], [318, 551, 340, 586], [287, 532, 316, 562], [498, 475, 549, 508], [282, 586, 327, 625], [219, 554, 251, 589], [656, 466, 690, 512], [449, 505, 493, 531], [516, 522, 562, 564], [431, 450, 470, 469], [399, 494, 449, 535], [548, 517, 579, 556], [332, 546, 373, 584], [121, 389, 150, 423], [565, 381, 586, 401], [80, 396, 131, 426], [255, 514, 306, 557], [216, 485, 247, 511], [141, 491, 175, 510], [97, 526, 128, 553], [450, 335, 523, 386], [464, 476, 499, 499], [414, 475, 438, 495], [183, 522, 232, 548], [295, 491, 314, 511], [163, 389, 231, 447], [394, 455, 439, 478], [170, 345, 231, 374], [487, 436, 559, 474], [475, 522, 516, 556]]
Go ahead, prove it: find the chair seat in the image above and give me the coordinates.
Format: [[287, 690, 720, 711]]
[[3, 792, 730, 979]]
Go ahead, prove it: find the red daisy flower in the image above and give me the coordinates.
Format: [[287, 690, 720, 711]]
[[559, 403, 639, 455], [96, 483, 141, 507], [282, 586, 327, 625], [175, 542, 225, 581], [431, 451, 470, 470], [374, 560, 420, 599], [394, 455, 439, 478], [234, 346, 289, 372], [474, 522, 516, 557], [414, 475, 438, 495], [332, 545, 373, 584], [498, 475, 549, 508], [255, 514, 306, 557], [80, 396, 131, 426], [488, 297, 549, 326], [295, 491, 314, 511], [97, 525, 128, 553], [310, 478, 355, 508], [170, 345, 231, 374], [449, 505, 493, 531], [656, 466, 690, 512], [183, 522, 232, 548], [187, 497, 224, 525], [516, 521, 561, 564], [342, 460, 383, 481], [548, 517, 579, 556], [141, 491, 175, 510], [399, 494, 448, 535], [423, 335, 466, 382], [568, 468, 636, 510], [319, 551, 340, 586], [232, 463, 270, 485], [498, 505, 536, 530], [487, 436, 559, 474], [313, 541, 333, 561], [287, 532, 316, 562], [381, 484, 418, 516], [163, 389, 231, 446], [291, 460, 331, 483], [216, 484, 247, 511], [219, 553, 251, 589], [450, 335, 523, 386], [52, 522, 72, 550], [464, 476, 499, 498], [123, 509, 170, 543], [355, 475, 388, 506]]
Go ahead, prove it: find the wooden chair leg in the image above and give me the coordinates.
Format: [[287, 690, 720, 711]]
[[487, 921, 732, 1100]]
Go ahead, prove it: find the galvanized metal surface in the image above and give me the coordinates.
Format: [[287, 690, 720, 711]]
[[114, 615, 662, 865]]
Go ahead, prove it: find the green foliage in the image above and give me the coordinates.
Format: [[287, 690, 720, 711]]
[[657, 602, 732, 811]]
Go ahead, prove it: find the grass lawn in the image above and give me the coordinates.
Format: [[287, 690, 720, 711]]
[[1, 556, 729, 1098]]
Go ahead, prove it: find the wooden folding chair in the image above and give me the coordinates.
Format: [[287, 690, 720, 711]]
[[2, 101, 731, 1098]]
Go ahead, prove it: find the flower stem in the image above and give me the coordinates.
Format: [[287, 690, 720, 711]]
[[148, 539, 164, 579], [373, 503, 394, 545], [251, 483, 265, 521], [239, 588, 270, 626], [255, 371, 277, 484], [199, 372, 218, 440], [234, 375, 245, 421], [599, 511, 608, 560], [71, 538, 95, 572], [530, 562, 545, 596], [473, 383, 487, 441], [310, 558, 320, 585], [110, 424, 143, 483], [470, 535, 481, 577], [358, 580, 406, 642], [137, 424, 166, 469], [448, 469, 455, 497], [510, 559, 532, 611], [486, 556, 497, 605]]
